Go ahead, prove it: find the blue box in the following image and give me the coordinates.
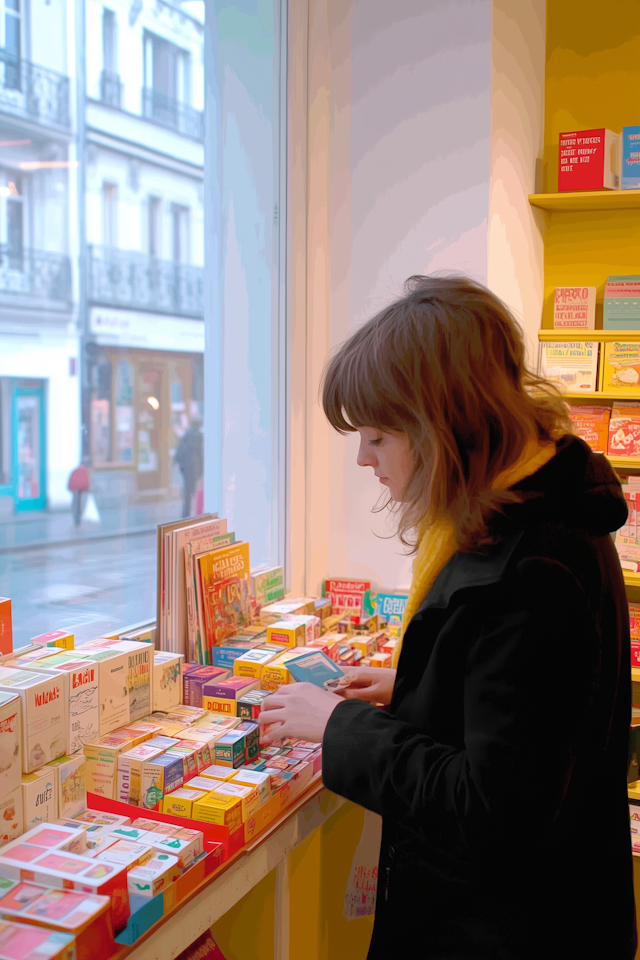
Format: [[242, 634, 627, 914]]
[[375, 592, 408, 622], [622, 126, 640, 189], [211, 642, 259, 670]]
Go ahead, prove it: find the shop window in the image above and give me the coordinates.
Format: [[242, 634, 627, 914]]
[[148, 196, 162, 258], [0, 0, 21, 89], [0, 379, 11, 487], [102, 182, 118, 249], [114, 359, 134, 463]]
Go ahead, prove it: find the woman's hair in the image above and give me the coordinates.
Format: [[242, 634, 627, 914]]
[[322, 275, 571, 552]]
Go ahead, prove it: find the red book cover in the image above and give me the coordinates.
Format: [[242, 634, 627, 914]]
[[558, 128, 620, 192]]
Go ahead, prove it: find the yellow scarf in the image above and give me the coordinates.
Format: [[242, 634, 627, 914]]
[[398, 439, 556, 655]]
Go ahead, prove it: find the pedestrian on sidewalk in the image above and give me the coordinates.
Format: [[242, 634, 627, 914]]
[[67, 461, 90, 528], [174, 419, 204, 519]]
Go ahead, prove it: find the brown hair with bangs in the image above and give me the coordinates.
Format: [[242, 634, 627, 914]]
[[322, 275, 571, 552]]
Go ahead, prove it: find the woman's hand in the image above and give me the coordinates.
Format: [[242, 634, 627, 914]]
[[335, 666, 396, 705], [258, 682, 343, 745]]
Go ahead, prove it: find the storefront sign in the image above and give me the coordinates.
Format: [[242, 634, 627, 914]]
[[89, 308, 204, 354]]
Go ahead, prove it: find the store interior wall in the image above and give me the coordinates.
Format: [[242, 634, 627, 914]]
[[290, 0, 494, 595]]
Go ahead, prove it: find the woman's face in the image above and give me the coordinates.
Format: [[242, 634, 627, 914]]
[[355, 427, 413, 502]]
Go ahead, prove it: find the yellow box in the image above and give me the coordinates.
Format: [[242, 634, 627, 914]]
[[210, 781, 260, 821], [261, 646, 317, 691], [349, 635, 379, 658], [162, 786, 210, 818], [199, 764, 237, 782], [192, 793, 243, 830], [320, 614, 345, 635], [266, 619, 307, 649], [232, 646, 281, 680], [369, 651, 392, 668], [233, 768, 271, 806], [282, 597, 316, 615]]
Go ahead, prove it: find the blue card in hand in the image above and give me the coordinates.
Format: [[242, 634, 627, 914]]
[[285, 651, 345, 690]]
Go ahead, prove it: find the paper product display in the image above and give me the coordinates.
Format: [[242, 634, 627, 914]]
[[0, 692, 21, 796], [45, 756, 87, 821], [538, 341, 598, 393], [0, 669, 67, 772], [0, 919, 76, 960], [153, 652, 184, 712], [553, 286, 596, 329], [22, 768, 57, 831], [24, 659, 100, 756], [0, 786, 23, 848], [127, 852, 181, 898]]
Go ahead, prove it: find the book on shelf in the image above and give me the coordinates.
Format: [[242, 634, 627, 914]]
[[558, 128, 620, 192], [603, 277, 640, 331], [601, 342, 640, 393], [616, 482, 640, 572], [553, 287, 596, 329], [185, 531, 236, 663], [197, 542, 252, 658], [608, 403, 640, 458], [568, 404, 610, 454], [538, 341, 599, 393], [622, 126, 640, 191]]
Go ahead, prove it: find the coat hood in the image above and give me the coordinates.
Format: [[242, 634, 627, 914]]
[[506, 434, 628, 537]]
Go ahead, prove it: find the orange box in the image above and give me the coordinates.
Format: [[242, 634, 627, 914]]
[[608, 403, 640, 458], [569, 405, 611, 454], [0, 598, 11, 656]]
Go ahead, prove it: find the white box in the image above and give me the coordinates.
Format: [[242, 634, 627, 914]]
[[0, 784, 23, 848], [46, 754, 87, 820], [21, 659, 100, 756], [128, 852, 181, 898], [0, 668, 67, 771], [77, 650, 130, 735], [111, 641, 153, 722], [0, 691, 22, 795], [117, 743, 166, 806], [96, 839, 153, 871], [145, 832, 201, 869], [22, 768, 58, 830], [153, 652, 184, 713]]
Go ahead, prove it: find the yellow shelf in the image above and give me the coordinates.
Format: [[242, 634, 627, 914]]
[[625, 571, 640, 590], [561, 392, 639, 401], [539, 330, 640, 342], [608, 457, 640, 471], [529, 190, 640, 212], [629, 781, 640, 802]]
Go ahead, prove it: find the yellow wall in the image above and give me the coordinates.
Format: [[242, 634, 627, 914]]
[[211, 801, 374, 960], [540, 0, 640, 328]]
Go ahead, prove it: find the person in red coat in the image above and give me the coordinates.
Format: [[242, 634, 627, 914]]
[[67, 463, 90, 528], [259, 276, 636, 959]]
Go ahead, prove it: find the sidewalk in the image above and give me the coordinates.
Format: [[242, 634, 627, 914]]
[[0, 499, 184, 552]]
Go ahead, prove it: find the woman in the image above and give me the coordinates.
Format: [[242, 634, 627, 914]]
[[259, 276, 636, 959]]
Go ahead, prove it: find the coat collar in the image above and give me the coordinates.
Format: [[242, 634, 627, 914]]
[[414, 528, 525, 616]]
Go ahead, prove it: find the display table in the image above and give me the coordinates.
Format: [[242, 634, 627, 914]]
[[113, 785, 374, 960]]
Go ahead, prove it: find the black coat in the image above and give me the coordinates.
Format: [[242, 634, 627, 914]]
[[323, 436, 637, 960]]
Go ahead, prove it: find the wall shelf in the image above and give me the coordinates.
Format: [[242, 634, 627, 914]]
[[539, 330, 640, 342], [529, 190, 640, 212], [624, 571, 640, 590]]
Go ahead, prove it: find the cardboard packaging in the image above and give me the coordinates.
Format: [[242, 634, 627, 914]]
[[198, 764, 237, 782], [259, 600, 312, 625], [265, 619, 307, 649], [603, 279, 640, 332], [214, 732, 246, 768], [210, 641, 262, 670], [140, 754, 184, 810], [232, 768, 271, 806], [6, 824, 85, 855], [568, 405, 611, 454], [0, 920, 76, 960], [161, 787, 210, 818], [369, 651, 393, 668], [173, 739, 211, 773], [236, 689, 271, 720], [558, 127, 620, 191], [153, 652, 184, 712], [553, 286, 596, 329], [323, 578, 373, 617], [0, 598, 12, 656], [202, 676, 260, 714], [622, 126, 640, 190], [609, 403, 640, 457], [74, 809, 131, 828], [127, 853, 181, 898], [0, 786, 23, 848], [232, 647, 281, 681], [0, 692, 21, 796], [46, 755, 86, 821], [374, 593, 408, 623], [0, 668, 67, 771], [183, 666, 230, 707], [83, 735, 138, 800], [117, 743, 167, 805], [31, 631, 74, 651], [144, 832, 201, 869], [192, 793, 242, 829], [210, 782, 259, 821], [74, 650, 130, 736], [261, 647, 318, 691], [165, 745, 198, 781], [24, 659, 100, 757], [235, 720, 259, 761], [112, 641, 153, 722], [538, 341, 599, 393], [95, 839, 153, 871], [22, 769, 57, 830], [250, 566, 285, 608], [630, 603, 640, 667]]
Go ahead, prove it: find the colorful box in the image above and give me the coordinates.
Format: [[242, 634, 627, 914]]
[[0, 598, 12, 656], [95, 839, 153, 871], [236, 689, 271, 720], [568, 405, 611, 454], [183, 666, 230, 707], [127, 853, 181, 899], [31, 631, 74, 651], [144, 832, 201, 869], [259, 600, 311, 625], [214, 732, 246, 769], [83, 735, 138, 800], [25, 660, 100, 757], [232, 647, 281, 681], [232, 769, 271, 806], [0, 692, 21, 796], [0, 786, 23, 848], [235, 720, 259, 761], [261, 647, 318, 691], [165, 745, 198, 781], [22, 769, 57, 830], [265, 619, 307, 649], [609, 403, 640, 457], [0, 920, 76, 960], [603, 278, 640, 332], [161, 787, 210, 818], [250, 566, 285, 608], [117, 743, 167, 806], [552, 286, 596, 329], [558, 128, 620, 191], [192, 793, 242, 830], [0, 668, 67, 771], [210, 641, 262, 670], [622, 125, 640, 190], [209, 782, 259, 821], [140, 753, 184, 810], [73, 649, 130, 736], [46, 755, 86, 821], [152, 652, 184, 713], [538, 341, 599, 394], [323, 579, 373, 617], [202, 676, 260, 714], [198, 765, 237, 783]]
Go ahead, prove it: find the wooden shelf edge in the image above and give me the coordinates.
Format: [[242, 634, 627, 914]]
[[538, 330, 640, 342], [529, 189, 640, 211]]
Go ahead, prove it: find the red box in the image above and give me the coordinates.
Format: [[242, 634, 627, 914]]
[[558, 128, 620, 192], [0, 598, 12, 655]]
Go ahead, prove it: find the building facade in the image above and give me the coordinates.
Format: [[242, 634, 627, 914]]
[[0, 0, 204, 516]]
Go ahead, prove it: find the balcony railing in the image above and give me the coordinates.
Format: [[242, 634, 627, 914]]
[[0, 53, 70, 130], [88, 246, 204, 318], [100, 70, 122, 109], [0, 245, 72, 304], [142, 88, 203, 141]]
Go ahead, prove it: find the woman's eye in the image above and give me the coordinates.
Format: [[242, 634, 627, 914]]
[[369, 438, 382, 447]]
